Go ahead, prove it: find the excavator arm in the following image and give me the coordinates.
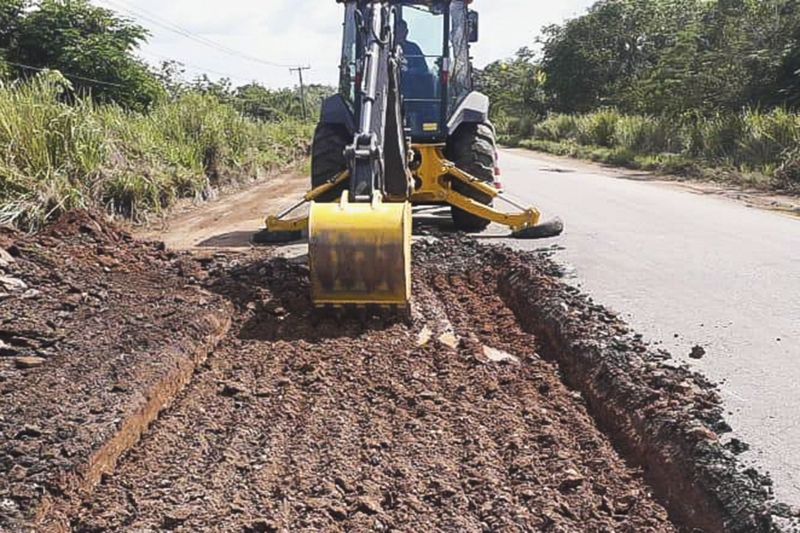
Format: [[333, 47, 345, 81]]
[[260, 0, 563, 310], [308, 2, 414, 307]]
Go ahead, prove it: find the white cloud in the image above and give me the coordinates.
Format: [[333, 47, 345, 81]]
[[94, 0, 594, 89], [473, 1, 595, 65]]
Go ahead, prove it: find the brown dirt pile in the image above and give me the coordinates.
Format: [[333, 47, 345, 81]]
[[3, 213, 791, 532], [74, 247, 674, 532], [0, 212, 230, 530]]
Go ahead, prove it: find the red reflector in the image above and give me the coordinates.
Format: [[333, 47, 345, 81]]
[[493, 180, 503, 190]]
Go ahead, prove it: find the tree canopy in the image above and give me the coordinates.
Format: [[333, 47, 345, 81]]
[[183, 74, 335, 122], [480, 0, 800, 120], [2, 0, 164, 110], [0, 0, 333, 118]]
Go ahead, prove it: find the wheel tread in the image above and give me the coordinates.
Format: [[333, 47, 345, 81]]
[[446, 123, 497, 232], [311, 124, 350, 202]]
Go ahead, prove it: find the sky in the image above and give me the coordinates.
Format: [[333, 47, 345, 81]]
[[91, 0, 595, 89]]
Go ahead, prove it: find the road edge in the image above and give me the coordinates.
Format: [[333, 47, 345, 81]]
[[502, 146, 800, 219], [487, 245, 794, 532]]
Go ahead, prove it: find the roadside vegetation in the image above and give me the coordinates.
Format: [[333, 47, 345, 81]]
[[0, 0, 323, 230], [503, 109, 800, 190], [480, 0, 800, 191], [0, 74, 312, 229]]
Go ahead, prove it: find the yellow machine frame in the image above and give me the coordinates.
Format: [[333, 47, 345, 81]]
[[265, 144, 541, 235], [262, 144, 553, 308]]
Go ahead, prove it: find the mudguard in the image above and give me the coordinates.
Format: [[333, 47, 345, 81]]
[[447, 91, 490, 135]]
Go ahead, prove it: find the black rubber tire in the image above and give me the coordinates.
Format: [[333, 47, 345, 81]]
[[311, 123, 351, 203], [445, 123, 497, 232]]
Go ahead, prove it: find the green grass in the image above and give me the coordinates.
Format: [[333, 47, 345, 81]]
[[505, 109, 800, 192], [0, 72, 313, 229]]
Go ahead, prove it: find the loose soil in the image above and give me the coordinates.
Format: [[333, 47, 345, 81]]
[[0, 212, 230, 531], [73, 246, 675, 532]]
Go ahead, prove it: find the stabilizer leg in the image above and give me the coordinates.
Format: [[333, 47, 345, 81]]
[[442, 182, 564, 239], [256, 171, 350, 245], [410, 144, 564, 239]]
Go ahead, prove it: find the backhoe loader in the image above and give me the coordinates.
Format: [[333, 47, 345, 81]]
[[258, 0, 562, 308]]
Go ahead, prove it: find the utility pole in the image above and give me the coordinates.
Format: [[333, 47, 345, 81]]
[[289, 66, 311, 120]]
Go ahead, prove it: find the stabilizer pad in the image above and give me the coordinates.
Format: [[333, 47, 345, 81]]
[[513, 218, 565, 240], [252, 229, 305, 245]]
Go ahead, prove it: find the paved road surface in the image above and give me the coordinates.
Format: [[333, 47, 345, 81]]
[[495, 148, 800, 506]]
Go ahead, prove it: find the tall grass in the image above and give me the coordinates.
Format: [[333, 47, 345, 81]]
[[0, 73, 312, 229], [532, 114, 578, 142], [513, 108, 800, 190]]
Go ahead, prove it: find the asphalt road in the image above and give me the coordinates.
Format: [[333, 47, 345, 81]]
[[494, 148, 800, 507]]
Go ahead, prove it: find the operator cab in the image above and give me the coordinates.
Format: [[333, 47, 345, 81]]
[[339, 0, 478, 141]]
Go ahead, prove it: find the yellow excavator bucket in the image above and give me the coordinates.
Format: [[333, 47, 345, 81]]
[[308, 195, 412, 307]]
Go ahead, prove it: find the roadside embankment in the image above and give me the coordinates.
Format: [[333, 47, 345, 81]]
[[0, 75, 312, 230], [0, 211, 231, 530], [501, 109, 800, 194]]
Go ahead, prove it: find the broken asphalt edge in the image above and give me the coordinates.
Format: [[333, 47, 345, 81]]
[[493, 246, 794, 533]]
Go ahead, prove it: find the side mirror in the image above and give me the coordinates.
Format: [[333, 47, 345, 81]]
[[468, 10, 479, 43]]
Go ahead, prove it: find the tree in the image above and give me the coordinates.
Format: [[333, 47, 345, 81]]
[[535, 0, 800, 115], [189, 74, 234, 104], [0, 0, 26, 80], [232, 83, 335, 122], [182, 75, 334, 122], [540, 1, 635, 112], [539, 0, 707, 113], [0, 0, 25, 50], [5, 0, 164, 110], [152, 59, 188, 99], [478, 47, 548, 126], [234, 83, 297, 121]]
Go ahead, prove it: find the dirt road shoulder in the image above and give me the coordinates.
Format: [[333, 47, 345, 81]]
[[137, 170, 309, 250]]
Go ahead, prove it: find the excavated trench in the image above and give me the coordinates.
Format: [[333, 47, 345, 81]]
[[74, 239, 783, 532], [0, 213, 790, 532], [73, 245, 673, 532]]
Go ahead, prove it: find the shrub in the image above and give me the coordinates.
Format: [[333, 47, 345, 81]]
[[0, 73, 312, 229], [532, 114, 579, 142], [613, 114, 679, 154], [682, 113, 746, 162], [514, 107, 800, 189], [506, 115, 539, 138], [605, 147, 637, 166], [776, 146, 800, 189], [0, 73, 106, 227], [574, 110, 620, 147], [736, 108, 800, 169]]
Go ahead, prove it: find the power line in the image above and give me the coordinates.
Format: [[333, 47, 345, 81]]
[[96, 0, 303, 70], [5, 61, 124, 88], [140, 50, 260, 84]]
